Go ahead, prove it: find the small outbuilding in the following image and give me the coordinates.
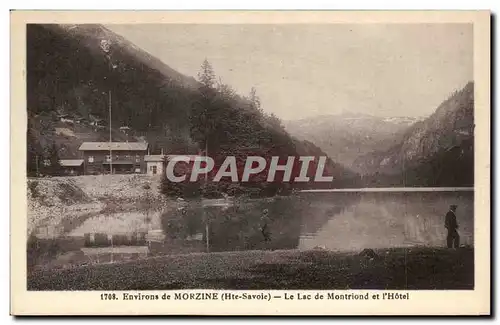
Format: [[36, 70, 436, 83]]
[[59, 159, 84, 176]]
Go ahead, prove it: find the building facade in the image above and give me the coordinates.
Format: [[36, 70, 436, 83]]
[[145, 154, 200, 176], [78, 142, 149, 175], [144, 155, 165, 176]]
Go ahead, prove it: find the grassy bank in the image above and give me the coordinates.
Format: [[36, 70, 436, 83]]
[[28, 246, 474, 290]]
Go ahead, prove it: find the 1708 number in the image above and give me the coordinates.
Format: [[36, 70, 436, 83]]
[[101, 293, 118, 300]]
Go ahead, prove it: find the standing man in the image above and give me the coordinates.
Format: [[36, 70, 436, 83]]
[[260, 209, 271, 242], [445, 204, 460, 248]]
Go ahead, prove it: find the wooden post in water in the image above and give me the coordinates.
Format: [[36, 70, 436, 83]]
[[205, 222, 210, 253], [109, 90, 113, 175], [110, 234, 114, 263]]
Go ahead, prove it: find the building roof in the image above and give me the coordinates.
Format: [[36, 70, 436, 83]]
[[78, 142, 148, 151], [102, 161, 135, 165], [145, 154, 201, 162], [144, 155, 165, 162], [166, 154, 201, 161], [59, 159, 84, 167], [81, 246, 149, 255]]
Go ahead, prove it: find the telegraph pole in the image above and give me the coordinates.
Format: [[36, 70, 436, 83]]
[[109, 90, 113, 174], [204, 140, 210, 253], [35, 155, 39, 177]]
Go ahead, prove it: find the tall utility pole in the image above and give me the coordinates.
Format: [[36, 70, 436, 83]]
[[204, 140, 209, 253], [109, 90, 113, 174], [402, 148, 406, 187], [35, 155, 39, 177]]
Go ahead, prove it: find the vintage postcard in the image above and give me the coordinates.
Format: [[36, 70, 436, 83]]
[[10, 10, 490, 316]]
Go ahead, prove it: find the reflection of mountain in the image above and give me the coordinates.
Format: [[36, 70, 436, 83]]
[[298, 193, 361, 235], [299, 191, 474, 251], [292, 138, 362, 189], [355, 82, 474, 187]]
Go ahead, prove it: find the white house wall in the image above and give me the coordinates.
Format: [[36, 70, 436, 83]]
[[146, 161, 164, 176]]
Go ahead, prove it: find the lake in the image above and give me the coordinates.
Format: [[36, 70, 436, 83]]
[[28, 188, 474, 270], [164, 189, 474, 253], [297, 189, 474, 251]]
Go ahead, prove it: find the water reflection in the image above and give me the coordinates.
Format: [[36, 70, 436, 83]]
[[27, 190, 474, 271], [298, 191, 474, 251], [159, 196, 308, 252]]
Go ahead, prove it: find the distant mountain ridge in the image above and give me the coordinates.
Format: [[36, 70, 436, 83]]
[[284, 113, 424, 171], [285, 82, 474, 187], [355, 81, 474, 187]]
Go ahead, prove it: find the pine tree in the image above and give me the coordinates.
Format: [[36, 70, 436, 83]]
[[249, 87, 261, 111], [190, 59, 221, 153], [198, 59, 216, 89]]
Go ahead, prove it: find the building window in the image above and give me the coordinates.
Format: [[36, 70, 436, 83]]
[[136, 155, 140, 163], [105, 155, 111, 162], [151, 166, 157, 175], [88, 156, 94, 163]]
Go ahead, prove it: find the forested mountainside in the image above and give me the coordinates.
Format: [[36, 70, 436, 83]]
[[27, 23, 197, 161], [355, 82, 474, 187], [27, 24, 357, 191]]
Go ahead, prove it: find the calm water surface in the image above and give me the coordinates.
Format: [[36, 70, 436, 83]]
[[28, 189, 474, 269]]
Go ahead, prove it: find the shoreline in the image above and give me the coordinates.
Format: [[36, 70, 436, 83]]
[[300, 187, 475, 193], [28, 246, 474, 291]]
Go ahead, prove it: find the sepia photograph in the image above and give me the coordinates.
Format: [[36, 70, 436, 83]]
[[10, 10, 490, 315]]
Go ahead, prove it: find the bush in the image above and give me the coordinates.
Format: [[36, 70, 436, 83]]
[[159, 175, 184, 198], [226, 183, 244, 197], [182, 181, 202, 198], [159, 172, 202, 199], [200, 181, 224, 199], [28, 181, 39, 198], [160, 170, 290, 199]]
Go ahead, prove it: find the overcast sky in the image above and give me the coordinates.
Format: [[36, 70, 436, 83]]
[[107, 24, 473, 121]]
